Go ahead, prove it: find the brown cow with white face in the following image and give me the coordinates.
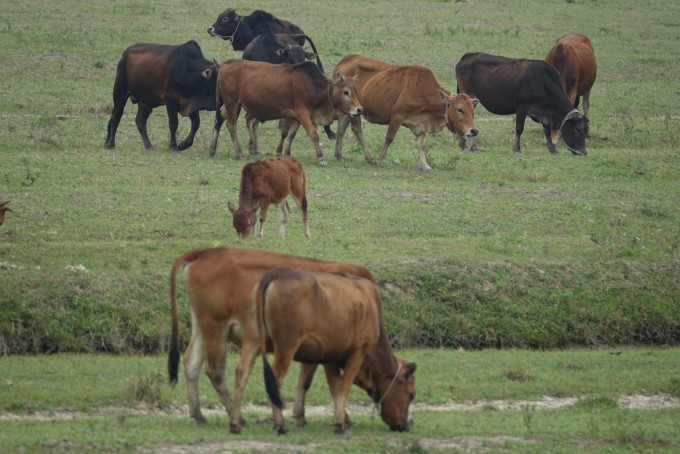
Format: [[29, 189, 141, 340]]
[[228, 157, 310, 238], [209, 60, 362, 166], [546, 32, 597, 139], [256, 269, 416, 434], [333, 55, 479, 171], [0, 200, 12, 226], [168, 247, 375, 433]]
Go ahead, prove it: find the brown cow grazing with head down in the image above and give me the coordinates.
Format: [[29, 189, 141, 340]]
[[0, 200, 12, 226], [105, 41, 220, 151], [256, 269, 416, 434], [228, 157, 309, 239], [455, 52, 588, 155], [209, 60, 362, 166], [333, 55, 479, 171], [546, 32, 597, 138], [168, 247, 375, 433]]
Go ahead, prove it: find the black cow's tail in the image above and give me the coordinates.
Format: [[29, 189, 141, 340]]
[[257, 273, 284, 409]]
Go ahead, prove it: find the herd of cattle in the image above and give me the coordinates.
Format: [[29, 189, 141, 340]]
[[102, 7, 599, 434]]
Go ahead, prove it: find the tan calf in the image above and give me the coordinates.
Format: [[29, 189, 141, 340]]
[[228, 157, 309, 238]]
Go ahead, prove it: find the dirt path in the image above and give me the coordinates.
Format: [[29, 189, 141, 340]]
[[2, 394, 678, 422]]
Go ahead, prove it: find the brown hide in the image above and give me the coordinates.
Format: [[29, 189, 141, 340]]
[[546, 33, 597, 118], [0, 200, 12, 226], [209, 60, 362, 166], [256, 269, 416, 434], [168, 247, 374, 431], [333, 55, 478, 170], [227, 157, 309, 238]]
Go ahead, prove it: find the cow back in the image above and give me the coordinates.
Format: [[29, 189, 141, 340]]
[[545, 33, 597, 97]]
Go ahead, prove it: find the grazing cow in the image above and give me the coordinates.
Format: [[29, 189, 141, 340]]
[[105, 41, 219, 151], [455, 52, 588, 155], [256, 269, 417, 434], [168, 247, 375, 432], [207, 8, 304, 51], [0, 200, 12, 226], [228, 157, 310, 239], [546, 32, 597, 138], [209, 60, 362, 166], [333, 55, 479, 171]]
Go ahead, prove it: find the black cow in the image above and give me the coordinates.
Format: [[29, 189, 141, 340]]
[[207, 8, 304, 51], [105, 41, 219, 151], [242, 29, 324, 72], [455, 52, 588, 155]]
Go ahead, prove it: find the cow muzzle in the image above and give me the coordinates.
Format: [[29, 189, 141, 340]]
[[351, 107, 364, 117], [467, 128, 479, 138]]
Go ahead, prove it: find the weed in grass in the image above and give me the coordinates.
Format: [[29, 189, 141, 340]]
[[124, 373, 167, 408], [522, 404, 536, 434], [503, 369, 533, 383], [575, 396, 619, 410]]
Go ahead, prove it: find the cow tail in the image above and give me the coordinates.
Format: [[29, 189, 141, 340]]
[[167, 249, 201, 386], [257, 274, 284, 409]]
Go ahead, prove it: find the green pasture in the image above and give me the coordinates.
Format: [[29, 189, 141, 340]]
[[1, 0, 680, 451]]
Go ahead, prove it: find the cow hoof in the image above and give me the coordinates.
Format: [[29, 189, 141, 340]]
[[367, 158, 378, 165], [193, 414, 207, 425], [318, 159, 328, 167], [276, 426, 289, 435], [334, 154, 345, 160], [235, 154, 245, 160], [334, 422, 350, 434], [229, 422, 242, 434], [295, 417, 307, 427], [421, 165, 432, 172]]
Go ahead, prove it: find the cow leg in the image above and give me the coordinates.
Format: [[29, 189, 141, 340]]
[[105, 91, 128, 149], [258, 199, 271, 237], [229, 337, 260, 434], [177, 111, 200, 151], [333, 115, 350, 160], [297, 116, 327, 167], [293, 363, 318, 427], [135, 104, 155, 150], [513, 111, 527, 153], [183, 321, 207, 424], [324, 351, 364, 434], [582, 90, 591, 137], [277, 119, 300, 157], [270, 350, 297, 434], [201, 323, 233, 419], [209, 105, 224, 157], [349, 115, 377, 164], [377, 118, 403, 167], [225, 104, 245, 159], [291, 189, 310, 238], [165, 102, 180, 151], [246, 114, 260, 155], [278, 201, 289, 237], [543, 124, 560, 154], [415, 132, 432, 171]]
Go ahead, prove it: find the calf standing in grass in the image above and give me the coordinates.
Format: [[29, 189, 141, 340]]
[[0, 200, 12, 226], [228, 157, 310, 238]]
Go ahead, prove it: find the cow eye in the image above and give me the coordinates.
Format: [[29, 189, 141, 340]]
[[343, 90, 350, 96], [457, 108, 465, 114]]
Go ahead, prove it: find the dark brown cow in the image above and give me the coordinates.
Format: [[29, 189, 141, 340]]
[[256, 269, 416, 434], [546, 32, 597, 139], [227, 157, 309, 238], [0, 200, 12, 226], [455, 52, 588, 155], [168, 247, 374, 432], [209, 60, 362, 166], [208, 8, 304, 52], [333, 55, 479, 171], [105, 41, 219, 151]]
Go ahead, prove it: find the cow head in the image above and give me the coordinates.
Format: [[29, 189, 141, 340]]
[[439, 91, 479, 139], [330, 73, 363, 118], [0, 200, 12, 226], [356, 358, 417, 432], [208, 8, 243, 42], [228, 202, 257, 238], [559, 110, 588, 155], [276, 44, 317, 64]]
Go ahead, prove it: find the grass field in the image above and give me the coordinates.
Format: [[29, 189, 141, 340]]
[[0, 0, 680, 450]]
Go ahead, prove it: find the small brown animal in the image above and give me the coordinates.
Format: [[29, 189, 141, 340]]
[[256, 269, 417, 434], [228, 157, 309, 238], [0, 200, 12, 226], [545, 32, 597, 139]]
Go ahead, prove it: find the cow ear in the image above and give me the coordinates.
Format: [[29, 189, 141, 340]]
[[471, 98, 480, 108], [403, 361, 417, 378], [305, 52, 317, 61], [201, 68, 214, 79], [276, 48, 285, 56], [437, 90, 451, 105], [336, 73, 345, 83], [228, 202, 237, 214]]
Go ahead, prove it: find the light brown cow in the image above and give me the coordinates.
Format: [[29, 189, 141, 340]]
[[168, 247, 374, 432], [546, 32, 597, 139], [0, 200, 12, 226], [228, 157, 309, 239], [333, 55, 479, 171], [209, 60, 363, 166], [256, 269, 417, 434]]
